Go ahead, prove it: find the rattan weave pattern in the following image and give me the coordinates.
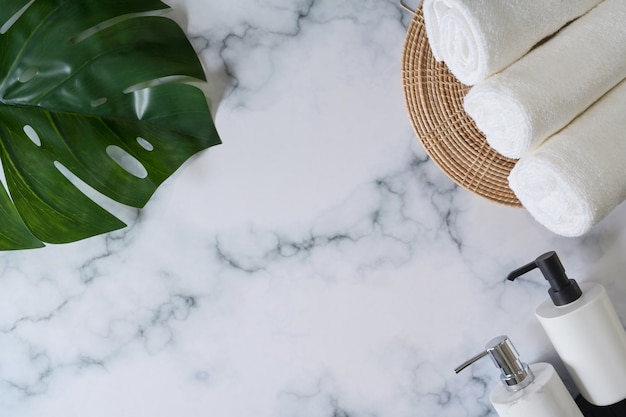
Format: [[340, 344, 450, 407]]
[[401, 6, 521, 207]]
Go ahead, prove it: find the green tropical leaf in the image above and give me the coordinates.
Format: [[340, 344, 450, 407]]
[[0, 0, 221, 249]]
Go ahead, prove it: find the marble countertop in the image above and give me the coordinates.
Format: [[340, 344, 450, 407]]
[[4, 0, 626, 416]]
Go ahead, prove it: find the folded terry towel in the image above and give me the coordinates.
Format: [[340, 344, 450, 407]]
[[422, 0, 602, 86], [508, 79, 626, 237], [464, 0, 626, 159]]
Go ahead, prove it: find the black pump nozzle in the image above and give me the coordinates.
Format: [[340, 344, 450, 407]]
[[507, 251, 583, 306]]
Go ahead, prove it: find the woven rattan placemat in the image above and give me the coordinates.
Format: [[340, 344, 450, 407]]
[[401, 6, 521, 207]]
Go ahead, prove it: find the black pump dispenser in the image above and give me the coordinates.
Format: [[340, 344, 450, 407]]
[[507, 251, 583, 306]]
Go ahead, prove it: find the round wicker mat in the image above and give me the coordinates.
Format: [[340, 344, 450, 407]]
[[401, 6, 521, 207]]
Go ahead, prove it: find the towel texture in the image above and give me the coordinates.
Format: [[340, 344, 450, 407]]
[[422, 0, 601, 85], [508, 79, 626, 237], [464, 0, 626, 159]]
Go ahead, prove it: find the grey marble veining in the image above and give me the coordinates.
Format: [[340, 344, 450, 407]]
[[0, 0, 625, 416]]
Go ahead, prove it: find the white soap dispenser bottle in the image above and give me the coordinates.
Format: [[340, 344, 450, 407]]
[[508, 251, 626, 407], [456, 335, 583, 417]]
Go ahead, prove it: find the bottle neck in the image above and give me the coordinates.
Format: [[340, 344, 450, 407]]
[[502, 363, 534, 392]]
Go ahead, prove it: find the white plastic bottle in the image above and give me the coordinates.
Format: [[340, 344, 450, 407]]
[[508, 251, 626, 407], [455, 335, 583, 417]]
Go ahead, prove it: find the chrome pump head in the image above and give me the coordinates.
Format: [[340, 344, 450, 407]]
[[455, 335, 534, 392]]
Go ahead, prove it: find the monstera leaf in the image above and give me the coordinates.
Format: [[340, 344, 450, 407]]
[[0, 0, 221, 249]]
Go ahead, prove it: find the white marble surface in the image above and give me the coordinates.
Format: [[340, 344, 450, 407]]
[[3, 0, 626, 416]]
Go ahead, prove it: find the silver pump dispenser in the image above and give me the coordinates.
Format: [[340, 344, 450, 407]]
[[455, 335, 534, 392]]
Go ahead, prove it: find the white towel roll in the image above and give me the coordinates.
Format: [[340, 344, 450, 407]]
[[508, 79, 626, 238], [464, 0, 626, 159], [422, 0, 601, 86]]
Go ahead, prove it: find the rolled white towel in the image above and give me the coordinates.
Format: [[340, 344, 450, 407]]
[[422, 0, 602, 86], [508, 79, 626, 238], [464, 0, 626, 159]]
